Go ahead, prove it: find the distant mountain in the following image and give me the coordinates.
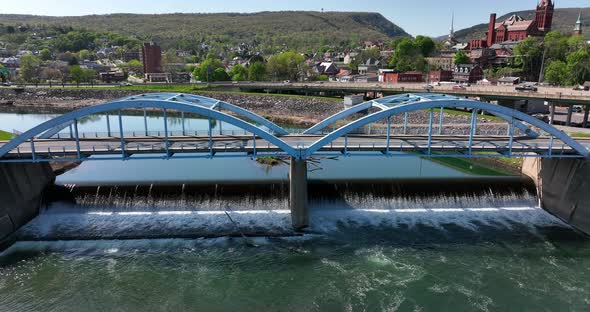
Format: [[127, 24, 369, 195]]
[[449, 7, 590, 41], [0, 12, 410, 50]]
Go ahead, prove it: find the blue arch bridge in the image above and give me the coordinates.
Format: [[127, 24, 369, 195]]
[[0, 93, 589, 231]]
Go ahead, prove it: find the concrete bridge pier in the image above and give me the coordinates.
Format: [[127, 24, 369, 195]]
[[289, 157, 309, 230], [0, 162, 55, 248], [523, 158, 590, 235]]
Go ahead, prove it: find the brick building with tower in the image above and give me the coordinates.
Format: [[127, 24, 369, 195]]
[[468, 0, 554, 50]]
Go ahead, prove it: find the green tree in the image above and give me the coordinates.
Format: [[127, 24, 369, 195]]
[[566, 49, 590, 85], [514, 37, 543, 81], [543, 31, 568, 63], [267, 51, 305, 81], [68, 65, 84, 87], [454, 51, 470, 65], [193, 56, 224, 82], [78, 49, 93, 61], [212, 68, 230, 81], [127, 59, 143, 73], [19, 54, 40, 82], [248, 61, 266, 81], [389, 38, 425, 72], [414, 35, 436, 57], [39, 48, 53, 61], [544, 60, 568, 86], [228, 64, 248, 81]]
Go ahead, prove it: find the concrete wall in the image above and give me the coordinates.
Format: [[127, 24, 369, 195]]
[[523, 158, 590, 234], [0, 163, 55, 242]]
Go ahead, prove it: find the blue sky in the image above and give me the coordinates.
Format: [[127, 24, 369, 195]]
[[2, 0, 588, 37]]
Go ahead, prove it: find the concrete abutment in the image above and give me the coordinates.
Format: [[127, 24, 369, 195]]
[[0, 162, 55, 247], [523, 158, 590, 234]]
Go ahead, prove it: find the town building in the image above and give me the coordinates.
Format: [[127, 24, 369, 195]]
[[123, 51, 141, 63], [99, 71, 126, 83], [426, 56, 455, 71], [314, 62, 339, 78], [358, 58, 381, 74], [141, 42, 163, 81], [497, 76, 521, 85], [453, 64, 484, 83], [468, 0, 554, 50], [379, 70, 424, 83], [428, 70, 453, 83]]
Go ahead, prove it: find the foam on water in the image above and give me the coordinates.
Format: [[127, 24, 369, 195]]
[[13, 190, 568, 242]]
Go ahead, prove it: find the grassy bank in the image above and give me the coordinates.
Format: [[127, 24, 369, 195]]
[[428, 154, 523, 176], [0, 130, 14, 140], [569, 132, 590, 138]]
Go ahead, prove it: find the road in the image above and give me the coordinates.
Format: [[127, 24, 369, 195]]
[[2, 134, 588, 161]]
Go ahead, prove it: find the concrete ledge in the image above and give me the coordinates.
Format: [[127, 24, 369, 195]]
[[0, 162, 55, 245], [523, 158, 590, 235]]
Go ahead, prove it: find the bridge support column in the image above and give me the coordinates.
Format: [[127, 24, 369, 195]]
[[523, 158, 590, 235], [549, 103, 556, 125], [566, 105, 573, 126], [583, 106, 589, 128], [0, 162, 55, 249], [289, 157, 309, 230]]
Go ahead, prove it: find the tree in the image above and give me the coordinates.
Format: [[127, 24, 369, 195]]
[[127, 59, 143, 74], [39, 48, 53, 61], [0, 64, 7, 82], [544, 61, 568, 86], [78, 49, 93, 61], [18, 54, 40, 83], [248, 61, 266, 81], [454, 51, 470, 65], [389, 38, 425, 72], [514, 37, 543, 81], [543, 31, 568, 63], [266, 51, 305, 81], [566, 49, 590, 85], [40, 67, 63, 84], [414, 35, 436, 57], [68, 65, 84, 87], [193, 56, 224, 82], [228, 64, 248, 81], [211, 68, 230, 81]]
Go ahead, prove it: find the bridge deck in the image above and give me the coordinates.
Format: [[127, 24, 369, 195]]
[[1, 134, 586, 161]]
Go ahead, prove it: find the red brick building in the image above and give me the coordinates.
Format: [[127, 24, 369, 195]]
[[469, 0, 554, 50], [141, 42, 162, 75], [453, 64, 484, 83], [428, 70, 453, 83], [380, 71, 423, 83]]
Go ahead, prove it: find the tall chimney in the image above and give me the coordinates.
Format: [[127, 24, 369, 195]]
[[487, 14, 497, 47]]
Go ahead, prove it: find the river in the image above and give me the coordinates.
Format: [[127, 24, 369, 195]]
[[1, 109, 590, 311]]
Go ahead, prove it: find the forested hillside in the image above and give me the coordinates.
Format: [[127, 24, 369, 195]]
[[0, 12, 409, 51]]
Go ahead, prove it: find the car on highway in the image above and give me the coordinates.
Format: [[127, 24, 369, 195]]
[[452, 85, 466, 90], [1, 82, 11, 87], [423, 85, 434, 92], [283, 80, 291, 84], [573, 85, 590, 91], [119, 82, 133, 87], [515, 84, 538, 92], [572, 106, 583, 113]]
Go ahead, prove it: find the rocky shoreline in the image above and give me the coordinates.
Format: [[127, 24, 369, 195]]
[[0, 88, 509, 131]]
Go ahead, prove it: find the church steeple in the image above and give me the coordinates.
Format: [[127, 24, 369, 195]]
[[449, 12, 455, 40], [574, 10, 583, 36]]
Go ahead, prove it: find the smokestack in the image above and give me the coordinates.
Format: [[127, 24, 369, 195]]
[[487, 14, 497, 47]]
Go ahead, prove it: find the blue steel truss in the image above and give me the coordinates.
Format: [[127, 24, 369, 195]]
[[0, 93, 588, 161]]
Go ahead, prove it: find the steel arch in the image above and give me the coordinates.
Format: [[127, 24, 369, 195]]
[[304, 94, 537, 137], [304, 99, 590, 158], [0, 97, 299, 159], [37, 93, 290, 138]]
